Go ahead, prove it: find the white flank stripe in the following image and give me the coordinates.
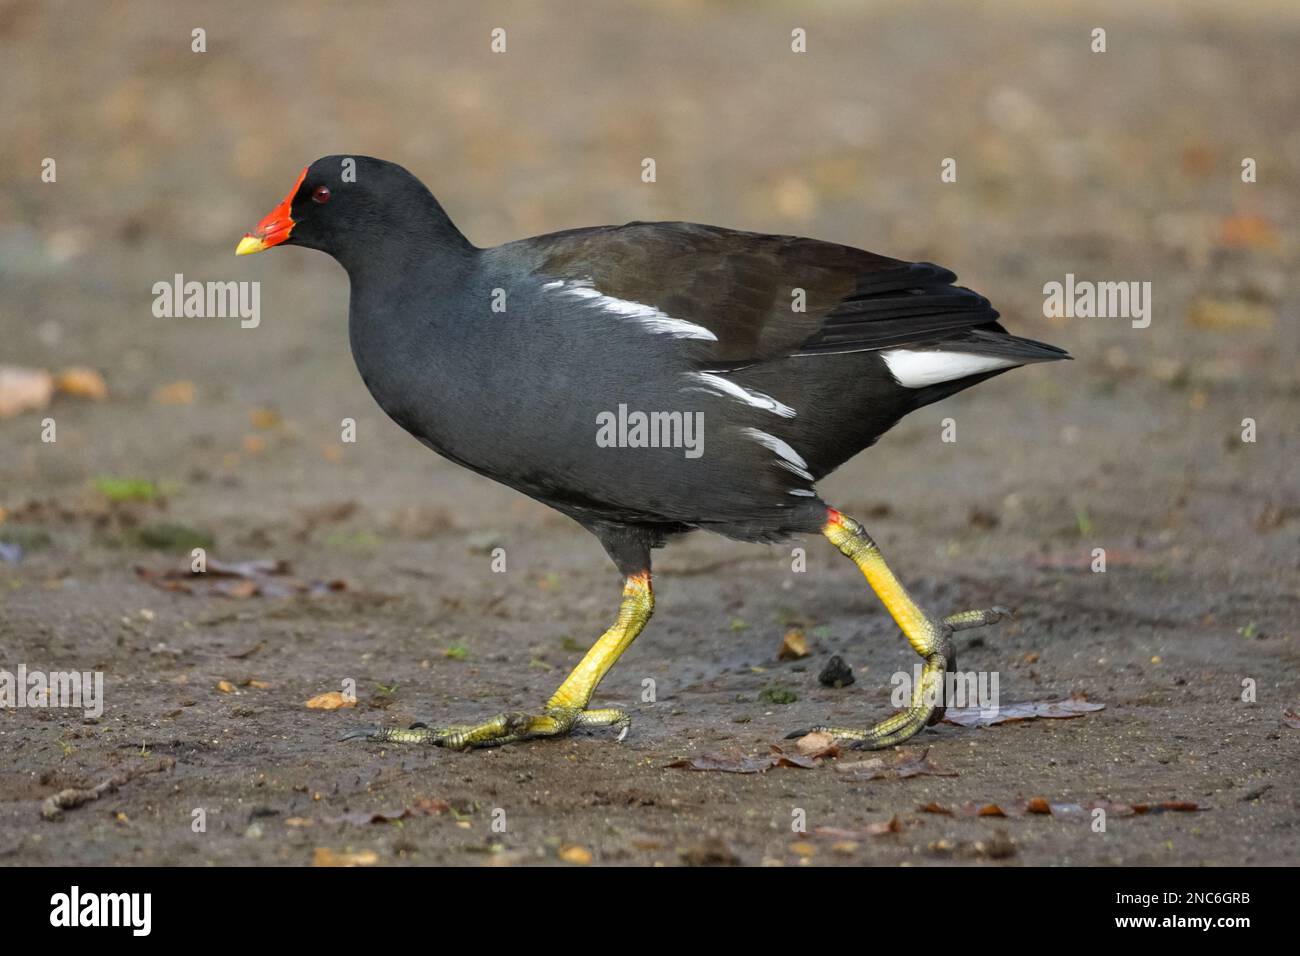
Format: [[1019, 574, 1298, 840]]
[[741, 427, 813, 481], [685, 372, 796, 418], [789, 489, 817, 497], [549, 279, 717, 341], [880, 349, 1021, 388]]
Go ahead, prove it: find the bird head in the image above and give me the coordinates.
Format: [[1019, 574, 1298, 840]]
[[235, 155, 470, 268]]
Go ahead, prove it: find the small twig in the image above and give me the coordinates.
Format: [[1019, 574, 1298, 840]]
[[40, 758, 174, 820]]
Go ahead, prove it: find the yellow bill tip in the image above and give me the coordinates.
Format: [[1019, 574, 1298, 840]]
[[235, 235, 267, 256]]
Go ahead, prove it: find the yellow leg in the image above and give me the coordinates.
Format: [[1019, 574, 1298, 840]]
[[352, 572, 654, 749], [794, 509, 1007, 750], [823, 510, 942, 657], [548, 572, 653, 711]]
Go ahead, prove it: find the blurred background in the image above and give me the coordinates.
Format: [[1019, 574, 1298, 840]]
[[1, 0, 1297, 865]]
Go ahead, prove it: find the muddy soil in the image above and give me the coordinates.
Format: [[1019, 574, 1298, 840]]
[[1, 1, 1298, 866]]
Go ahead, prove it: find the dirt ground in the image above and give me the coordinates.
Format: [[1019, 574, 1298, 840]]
[[2, 0, 1298, 866]]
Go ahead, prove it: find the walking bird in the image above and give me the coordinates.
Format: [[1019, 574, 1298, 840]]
[[237, 156, 1068, 750]]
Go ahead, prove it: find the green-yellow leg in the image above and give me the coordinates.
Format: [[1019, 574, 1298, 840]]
[[791, 509, 1008, 750], [349, 572, 654, 749]]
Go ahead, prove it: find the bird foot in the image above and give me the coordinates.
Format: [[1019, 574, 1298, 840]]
[[342, 704, 630, 750], [788, 605, 1010, 750]]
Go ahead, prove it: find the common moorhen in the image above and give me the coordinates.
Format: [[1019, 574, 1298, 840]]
[[237, 156, 1068, 750]]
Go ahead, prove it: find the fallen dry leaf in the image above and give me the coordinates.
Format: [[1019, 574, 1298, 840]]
[[54, 367, 107, 400], [813, 815, 910, 839], [40, 758, 174, 820], [833, 747, 956, 780], [322, 798, 451, 826], [918, 797, 1207, 819], [667, 744, 823, 774], [311, 847, 378, 867], [306, 691, 356, 710], [943, 693, 1105, 728], [791, 731, 840, 757], [1282, 709, 1300, 730], [558, 844, 593, 865], [778, 628, 809, 660], [136, 559, 347, 599], [223, 579, 259, 599], [216, 680, 236, 694], [770, 746, 821, 769]]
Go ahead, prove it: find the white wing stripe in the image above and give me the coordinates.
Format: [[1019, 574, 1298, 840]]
[[741, 427, 813, 481], [548, 279, 717, 341], [881, 349, 1021, 388], [684, 372, 796, 418]]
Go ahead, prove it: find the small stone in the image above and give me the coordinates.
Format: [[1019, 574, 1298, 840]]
[[818, 655, 855, 688]]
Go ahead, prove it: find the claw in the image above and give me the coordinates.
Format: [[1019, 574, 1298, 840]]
[[348, 705, 630, 749], [339, 726, 381, 742], [943, 606, 1013, 632]]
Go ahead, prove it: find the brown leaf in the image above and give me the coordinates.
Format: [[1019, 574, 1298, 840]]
[[218, 579, 259, 599], [407, 797, 452, 817], [558, 845, 593, 865], [919, 797, 1206, 819], [666, 744, 822, 774], [814, 815, 909, 839], [791, 731, 840, 758], [54, 367, 108, 400], [778, 628, 809, 660], [1128, 801, 1206, 815], [306, 691, 355, 711], [834, 747, 956, 780], [136, 558, 347, 599], [319, 798, 450, 826], [667, 750, 772, 774], [1282, 709, 1300, 729], [943, 693, 1105, 728], [216, 680, 236, 694], [769, 745, 820, 769]]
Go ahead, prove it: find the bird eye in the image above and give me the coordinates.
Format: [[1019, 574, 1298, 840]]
[[312, 185, 331, 204]]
